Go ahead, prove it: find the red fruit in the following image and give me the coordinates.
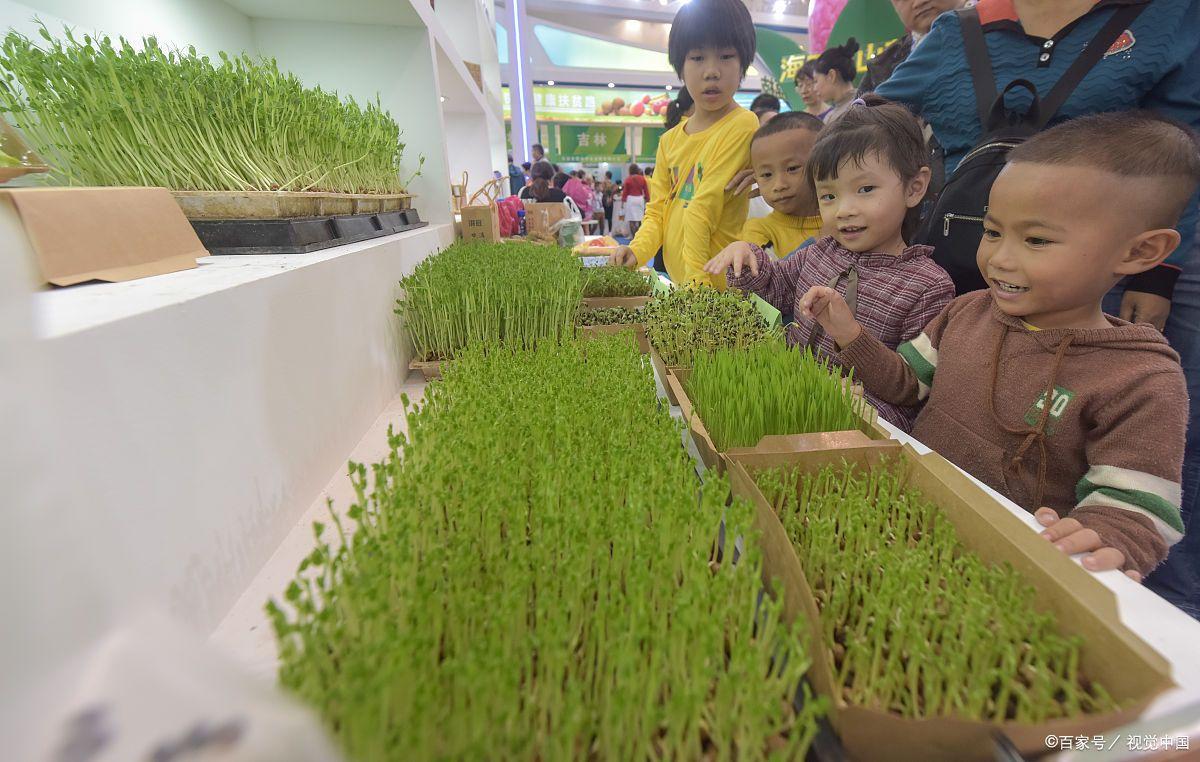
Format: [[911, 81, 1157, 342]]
[[631, 102, 645, 117], [642, 95, 651, 104]]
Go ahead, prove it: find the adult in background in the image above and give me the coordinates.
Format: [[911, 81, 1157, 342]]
[[531, 143, 546, 163], [586, 174, 605, 231], [517, 160, 567, 202], [878, 0, 1200, 617], [794, 60, 829, 118], [812, 39, 860, 123], [564, 170, 594, 220], [859, 0, 969, 93], [507, 154, 524, 196], [601, 171, 617, 234], [749, 92, 781, 124], [622, 163, 649, 237]]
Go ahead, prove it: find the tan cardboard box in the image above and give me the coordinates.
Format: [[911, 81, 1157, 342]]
[[725, 445, 1174, 762], [0, 187, 204, 286]]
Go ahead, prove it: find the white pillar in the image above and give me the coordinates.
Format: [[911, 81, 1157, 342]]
[[504, 0, 538, 163]]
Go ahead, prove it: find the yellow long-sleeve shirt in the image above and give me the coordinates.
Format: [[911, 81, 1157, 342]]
[[629, 107, 758, 288], [739, 210, 824, 258]]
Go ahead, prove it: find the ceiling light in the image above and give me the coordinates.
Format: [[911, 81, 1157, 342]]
[[665, 84, 673, 90], [773, 0, 787, 14], [658, 0, 668, 5], [607, 82, 616, 88], [440, 96, 446, 102], [547, 79, 555, 85], [625, 19, 642, 30]]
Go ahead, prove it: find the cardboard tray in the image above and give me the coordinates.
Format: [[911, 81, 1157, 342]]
[[411, 325, 648, 382], [0, 186, 205, 286], [581, 295, 653, 309], [666, 367, 892, 472], [578, 323, 651, 354], [172, 190, 413, 219], [409, 359, 443, 381], [648, 345, 686, 406], [725, 445, 1175, 762]]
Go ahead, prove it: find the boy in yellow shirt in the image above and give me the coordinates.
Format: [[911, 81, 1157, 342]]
[[608, 0, 759, 289], [737, 111, 826, 258]]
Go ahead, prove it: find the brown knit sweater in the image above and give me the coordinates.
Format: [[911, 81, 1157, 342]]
[[838, 291, 1188, 576]]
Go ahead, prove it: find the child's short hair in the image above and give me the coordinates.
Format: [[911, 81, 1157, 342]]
[[1008, 111, 1200, 228], [752, 111, 824, 146], [806, 95, 927, 186], [813, 38, 860, 83], [749, 93, 782, 116], [667, 0, 756, 77]]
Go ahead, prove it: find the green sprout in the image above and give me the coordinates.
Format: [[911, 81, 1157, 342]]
[[642, 286, 777, 368], [268, 334, 825, 760], [580, 266, 653, 298], [688, 343, 867, 451], [0, 23, 413, 192], [396, 241, 581, 362], [756, 459, 1119, 723]]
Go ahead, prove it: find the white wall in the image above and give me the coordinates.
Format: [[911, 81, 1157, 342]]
[[252, 18, 453, 224], [0, 0, 253, 54]]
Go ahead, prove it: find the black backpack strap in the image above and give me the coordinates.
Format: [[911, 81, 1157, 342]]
[[1038, 3, 1149, 126], [957, 6, 997, 129], [989, 79, 1042, 128]]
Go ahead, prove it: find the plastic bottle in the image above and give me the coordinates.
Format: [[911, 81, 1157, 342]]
[[517, 210, 527, 237]]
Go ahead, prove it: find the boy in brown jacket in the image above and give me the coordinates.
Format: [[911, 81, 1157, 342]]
[[800, 112, 1199, 580]]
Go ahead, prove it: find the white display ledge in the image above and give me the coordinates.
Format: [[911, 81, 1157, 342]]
[[24, 224, 455, 652], [211, 358, 1200, 743], [36, 226, 452, 338]]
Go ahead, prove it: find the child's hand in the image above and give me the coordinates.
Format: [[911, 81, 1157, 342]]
[[725, 169, 757, 196], [1034, 508, 1143, 582], [608, 246, 638, 269], [703, 242, 758, 277], [799, 286, 862, 348]]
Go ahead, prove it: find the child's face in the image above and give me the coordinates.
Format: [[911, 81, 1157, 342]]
[[682, 46, 742, 114], [751, 129, 819, 217], [814, 151, 927, 254], [978, 162, 1164, 329]]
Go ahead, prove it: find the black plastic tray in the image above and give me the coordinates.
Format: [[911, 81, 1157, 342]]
[[192, 209, 427, 256]]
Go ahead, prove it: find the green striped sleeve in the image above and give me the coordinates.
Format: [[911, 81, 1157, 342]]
[[896, 332, 937, 401], [1076, 465, 1184, 546]]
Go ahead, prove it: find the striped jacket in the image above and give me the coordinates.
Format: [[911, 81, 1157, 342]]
[[727, 236, 955, 431], [839, 290, 1188, 575]]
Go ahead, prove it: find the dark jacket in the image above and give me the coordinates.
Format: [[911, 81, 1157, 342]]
[[508, 164, 525, 197], [858, 34, 915, 94]]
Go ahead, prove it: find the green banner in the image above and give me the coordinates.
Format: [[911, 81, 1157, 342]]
[[558, 125, 628, 162], [828, 0, 906, 65], [639, 127, 664, 162], [755, 26, 807, 113], [504, 85, 673, 124]]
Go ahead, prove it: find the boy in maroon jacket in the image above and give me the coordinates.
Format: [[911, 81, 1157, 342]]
[[800, 112, 1199, 580]]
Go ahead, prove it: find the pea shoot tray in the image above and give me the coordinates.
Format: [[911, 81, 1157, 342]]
[[726, 444, 1173, 761]]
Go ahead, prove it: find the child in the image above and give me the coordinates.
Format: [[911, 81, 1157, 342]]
[[608, 0, 759, 288], [800, 112, 1199, 580], [736, 111, 827, 258], [704, 98, 955, 431]]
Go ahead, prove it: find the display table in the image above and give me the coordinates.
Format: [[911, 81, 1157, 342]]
[[212, 354, 1200, 753]]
